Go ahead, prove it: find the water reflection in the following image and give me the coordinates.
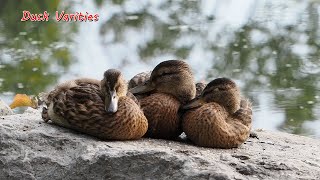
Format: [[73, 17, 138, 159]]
[[0, 0, 319, 138], [0, 0, 75, 100]]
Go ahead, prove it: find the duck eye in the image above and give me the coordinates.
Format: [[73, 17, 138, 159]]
[[162, 72, 176, 77], [215, 86, 228, 91], [160, 71, 167, 76], [159, 69, 175, 76]]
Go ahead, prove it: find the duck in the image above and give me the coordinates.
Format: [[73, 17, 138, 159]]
[[129, 60, 196, 139], [0, 94, 38, 116], [181, 77, 252, 148], [42, 69, 148, 140]]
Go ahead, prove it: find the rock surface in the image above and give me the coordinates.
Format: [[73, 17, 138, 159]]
[[1, 109, 320, 180], [0, 99, 13, 116]]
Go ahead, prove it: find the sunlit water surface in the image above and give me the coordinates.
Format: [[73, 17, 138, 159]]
[[0, 0, 319, 138]]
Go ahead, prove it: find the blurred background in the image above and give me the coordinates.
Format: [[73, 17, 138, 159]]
[[0, 0, 319, 138]]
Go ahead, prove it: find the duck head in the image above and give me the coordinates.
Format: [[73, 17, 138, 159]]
[[100, 69, 127, 113], [182, 78, 241, 114], [130, 60, 196, 104]]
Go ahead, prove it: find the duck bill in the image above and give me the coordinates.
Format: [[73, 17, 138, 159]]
[[181, 97, 205, 110], [129, 83, 155, 94], [105, 90, 119, 113]]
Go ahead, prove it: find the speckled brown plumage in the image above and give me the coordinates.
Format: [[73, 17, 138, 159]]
[[182, 78, 252, 148], [128, 71, 151, 89], [42, 70, 148, 140], [130, 60, 196, 139], [195, 82, 206, 97], [128, 71, 152, 100], [140, 93, 181, 139]]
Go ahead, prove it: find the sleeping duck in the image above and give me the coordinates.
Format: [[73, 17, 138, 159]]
[[181, 78, 252, 148], [42, 69, 148, 140], [129, 60, 196, 139]]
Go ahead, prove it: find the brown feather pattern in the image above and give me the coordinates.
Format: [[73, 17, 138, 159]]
[[183, 99, 252, 148], [140, 93, 181, 139], [182, 78, 252, 148], [42, 79, 148, 140]]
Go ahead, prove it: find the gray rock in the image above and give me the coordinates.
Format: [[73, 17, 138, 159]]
[[0, 99, 13, 116], [1, 109, 320, 180]]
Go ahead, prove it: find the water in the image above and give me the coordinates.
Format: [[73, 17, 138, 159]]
[[0, 0, 319, 138]]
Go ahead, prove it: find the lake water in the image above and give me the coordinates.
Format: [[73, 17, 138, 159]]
[[0, 0, 319, 138]]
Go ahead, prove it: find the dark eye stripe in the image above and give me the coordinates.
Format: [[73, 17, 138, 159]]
[[152, 72, 177, 80], [161, 72, 177, 76], [202, 86, 229, 96], [218, 87, 227, 91]]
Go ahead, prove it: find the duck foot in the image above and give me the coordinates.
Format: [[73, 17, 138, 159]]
[[249, 132, 259, 139]]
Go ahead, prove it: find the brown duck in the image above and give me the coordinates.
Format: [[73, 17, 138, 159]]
[[182, 78, 252, 148], [130, 60, 196, 139], [42, 69, 148, 140]]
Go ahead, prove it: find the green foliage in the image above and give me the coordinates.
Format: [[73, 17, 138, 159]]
[[0, 0, 75, 96]]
